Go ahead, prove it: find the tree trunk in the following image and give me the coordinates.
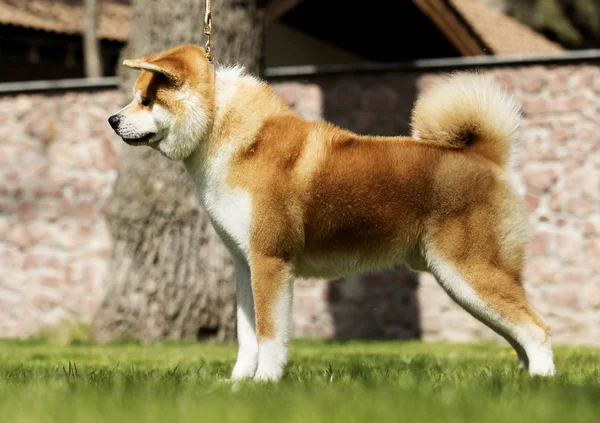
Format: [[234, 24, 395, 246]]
[[83, 0, 102, 78], [92, 0, 263, 343]]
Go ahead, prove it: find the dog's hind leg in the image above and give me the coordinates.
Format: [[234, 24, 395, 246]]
[[423, 209, 555, 376], [230, 257, 259, 380], [426, 252, 554, 375]]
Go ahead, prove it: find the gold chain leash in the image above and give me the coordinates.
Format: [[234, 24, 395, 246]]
[[204, 0, 214, 63]]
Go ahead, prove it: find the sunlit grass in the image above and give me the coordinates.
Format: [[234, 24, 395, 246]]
[[0, 339, 599, 422]]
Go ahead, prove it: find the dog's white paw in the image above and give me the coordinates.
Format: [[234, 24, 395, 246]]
[[253, 365, 283, 382], [253, 340, 287, 382], [529, 360, 556, 376], [231, 356, 258, 381], [527, 344, 556, 376]]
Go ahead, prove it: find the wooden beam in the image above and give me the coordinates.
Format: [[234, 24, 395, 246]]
[[264, 0, 303, 24], [413, 0, 486, 56]]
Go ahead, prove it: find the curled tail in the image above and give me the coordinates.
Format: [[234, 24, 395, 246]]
[[410, 73, 521, 169]]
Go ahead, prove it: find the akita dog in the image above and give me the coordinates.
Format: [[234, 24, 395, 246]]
[[108, 44, 555, 381]]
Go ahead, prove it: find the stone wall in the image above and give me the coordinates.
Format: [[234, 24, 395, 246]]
[[0, 90, 123, 337], [1, 61, 599, 345]]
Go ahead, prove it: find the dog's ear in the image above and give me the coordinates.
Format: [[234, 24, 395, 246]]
[[123, 56, 185, 83]]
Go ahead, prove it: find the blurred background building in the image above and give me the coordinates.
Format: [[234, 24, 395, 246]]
[[1, 0, 599, 344]]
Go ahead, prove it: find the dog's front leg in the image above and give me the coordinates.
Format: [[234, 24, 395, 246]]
[[250, 253, 293, 382], [230, 257, 259, 380]]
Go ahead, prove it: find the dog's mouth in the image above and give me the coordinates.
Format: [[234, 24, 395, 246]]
[[122, 133, 156, 145]]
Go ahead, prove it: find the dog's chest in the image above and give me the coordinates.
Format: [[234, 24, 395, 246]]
[[192, 149, 253, 258]]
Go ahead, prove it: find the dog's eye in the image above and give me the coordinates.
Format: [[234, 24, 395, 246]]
[[140, 97, 151, 107]]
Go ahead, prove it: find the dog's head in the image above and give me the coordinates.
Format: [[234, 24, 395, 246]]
[[108, 44, 214, 160]]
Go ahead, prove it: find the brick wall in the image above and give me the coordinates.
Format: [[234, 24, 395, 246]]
[[0, 90, 123, 337], [1, 62, 598, 344]]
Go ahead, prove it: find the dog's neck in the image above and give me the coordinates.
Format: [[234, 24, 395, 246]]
[[183, 65, 291, 182], [212, 65, 265, 143]]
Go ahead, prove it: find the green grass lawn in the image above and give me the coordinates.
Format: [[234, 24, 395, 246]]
[[0, 339, 599, 423]]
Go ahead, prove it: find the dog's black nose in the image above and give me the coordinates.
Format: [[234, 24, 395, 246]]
[[108, 115, 120, 130]]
